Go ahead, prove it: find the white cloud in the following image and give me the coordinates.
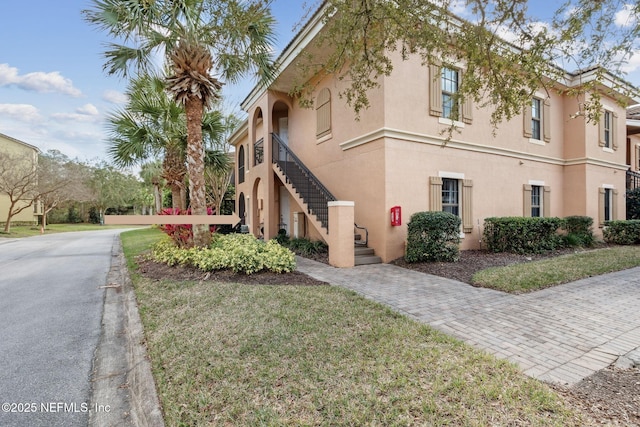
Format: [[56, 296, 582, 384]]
[[0, 103, 42, 122], [0, 63, 82, 97], [102, 89, 128, 104], [76, 103, 99, 116], [50, 103, 101, 122], [615, 4, 638, 28]]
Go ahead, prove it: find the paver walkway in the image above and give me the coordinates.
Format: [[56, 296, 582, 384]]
[[296, 257, 640, 386]]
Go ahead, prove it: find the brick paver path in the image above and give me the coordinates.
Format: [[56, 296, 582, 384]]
[[296, 258, 640, 385]]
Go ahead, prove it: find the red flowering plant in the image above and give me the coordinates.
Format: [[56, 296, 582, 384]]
[[159, 207, 216, 247]]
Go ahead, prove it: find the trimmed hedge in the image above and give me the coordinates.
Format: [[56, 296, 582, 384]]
[[483, 217, 564, 254], [405, 211, 461, 263], [603, 220, 640, 245]]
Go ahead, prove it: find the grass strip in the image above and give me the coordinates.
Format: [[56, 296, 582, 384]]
[[0, 223, 141, 238], [121, 228, 584, 426], [472, 246, 640, 293]]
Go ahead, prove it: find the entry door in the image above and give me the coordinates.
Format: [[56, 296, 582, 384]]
[[278, 117, 289, 161], [279, 186, 290, 235]]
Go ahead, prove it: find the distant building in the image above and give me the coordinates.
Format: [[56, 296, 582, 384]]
[[0, 132, 42, 226]]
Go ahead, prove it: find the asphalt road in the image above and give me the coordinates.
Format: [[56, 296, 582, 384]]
[[0, 229, 125, 427]]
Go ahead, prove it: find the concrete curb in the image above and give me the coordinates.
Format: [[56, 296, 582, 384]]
[[89, 235, 164, 426]]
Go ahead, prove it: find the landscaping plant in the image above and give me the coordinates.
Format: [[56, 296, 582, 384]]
[[150, 233, 296, 274], [405, 211, 461, 262]]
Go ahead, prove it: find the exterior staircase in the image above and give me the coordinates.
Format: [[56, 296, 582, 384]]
[[271, 133, 381, 265]]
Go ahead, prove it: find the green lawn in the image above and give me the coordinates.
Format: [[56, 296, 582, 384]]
[[121, 228, 586, 426], [0, 223, 142, 238], [472, 246, 640, 293]]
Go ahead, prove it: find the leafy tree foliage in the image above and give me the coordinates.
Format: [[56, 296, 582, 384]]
[[296, 1, 639, 126], [84, 0, 276, 247]]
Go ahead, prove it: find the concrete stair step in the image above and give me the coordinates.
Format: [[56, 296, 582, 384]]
[[355, 255, 383, 265], [354, 246, 374, 256]]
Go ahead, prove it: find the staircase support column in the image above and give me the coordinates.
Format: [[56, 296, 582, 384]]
[[328, 201, 355, 268]]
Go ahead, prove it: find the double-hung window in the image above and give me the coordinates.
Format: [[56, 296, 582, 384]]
[[599, 109, 618, 150], [603, 111, 612, 149], [441, 178, 460, 216], [430, 175, 473, 233], [531, 99, 541, 141], [429, 64, 472, 124], [599, 186, 617, 226], [523, 184, 550, 217], [441, 67, 459, 121], [524, 96, 550, 142], [531, 185, 542, 217]]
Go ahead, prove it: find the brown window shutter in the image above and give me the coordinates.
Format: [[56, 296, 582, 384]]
[[316, 88, 331, 138], [429, 176, 442, 210], [636, 145, 640, 170], [612, 112, 618, 150], [543, 186, 551, 217], [462, 179, 473, 232], [543, 98, 551, 142], [598, 111, 606, 147], [429, 64, 442, 117], [612, 189, 619, 220], [523, 103, 532, 138], [523, 184, 532, 217]]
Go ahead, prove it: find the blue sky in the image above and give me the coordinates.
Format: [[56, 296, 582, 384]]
[[0, 1, 638, 163]]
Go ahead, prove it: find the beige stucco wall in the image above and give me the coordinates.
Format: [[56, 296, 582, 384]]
[[0, 133, 40, 225], [234, 47, 634, 263]]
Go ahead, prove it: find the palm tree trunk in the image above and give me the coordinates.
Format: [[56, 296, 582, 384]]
[[185, 95, 209, 247]]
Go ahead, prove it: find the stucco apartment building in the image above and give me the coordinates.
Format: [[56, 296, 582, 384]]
[[0, 132, 42, 226], [231, 7, 640, 267]]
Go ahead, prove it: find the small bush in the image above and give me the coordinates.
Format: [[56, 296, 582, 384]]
[[150, 233, 296, 274], [562, 216, 595, 247], [287, 237, 328, 257], [405, 211, 461, 263], [158, 207, 216, 247], [603, 220, 640, 245], [483, 217, 564, 254], [626, 188, 640, 220]]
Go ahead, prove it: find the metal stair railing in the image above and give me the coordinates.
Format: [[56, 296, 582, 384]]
[[271, 133, 368, 245], [271, 133, 335, 230]]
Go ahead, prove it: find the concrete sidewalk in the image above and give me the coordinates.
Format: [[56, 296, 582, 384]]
[[296, 257, 640, 386]]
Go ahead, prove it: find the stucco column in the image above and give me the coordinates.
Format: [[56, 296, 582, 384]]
[[328, 201, 355, 268]]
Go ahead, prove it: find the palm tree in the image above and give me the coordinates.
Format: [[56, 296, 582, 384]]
[[84, 0, 276, 247], [107, 74, 188, 210]]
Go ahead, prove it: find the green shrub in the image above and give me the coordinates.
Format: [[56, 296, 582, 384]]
[[483, 217, 564, 254], [603, 220, 640, 245], [287, 238, 328, 257], [150, 233, 296, 274], [562, 216, 595, 247], [626, 188, 640, 220], [405, 211, 461, 263]]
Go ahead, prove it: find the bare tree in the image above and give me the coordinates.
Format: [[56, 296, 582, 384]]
[[0, 149, 38, 233], [37, 150, 93, 229]]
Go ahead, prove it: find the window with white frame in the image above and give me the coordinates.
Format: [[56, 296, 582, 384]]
[[531, 98, 541, 141], [604, 188, 613, 221], [531, 185, 542, 217], [441, 67, 459, 121], [442, 178, 460, 216], [429, 175, 474, 233], [599, 186, 617, 226], [599, 109, 618, 150], [603, 111, 612, 148]]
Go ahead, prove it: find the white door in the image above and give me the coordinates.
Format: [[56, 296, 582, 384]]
[[279, 186, 290, 235]]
